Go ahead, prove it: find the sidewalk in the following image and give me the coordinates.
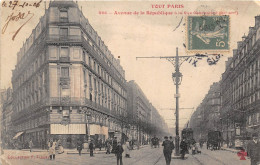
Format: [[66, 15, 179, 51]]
[[13, 145, 149, 154], [221, 146, 240, 153]]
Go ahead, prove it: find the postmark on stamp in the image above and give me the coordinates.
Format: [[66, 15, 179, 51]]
[[187, 15, 230, 51]]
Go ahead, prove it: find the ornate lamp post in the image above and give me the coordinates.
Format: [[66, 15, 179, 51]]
[[136, 47, 222, 156], [172, 52, 183, 156], [86, 111, 91, 142]]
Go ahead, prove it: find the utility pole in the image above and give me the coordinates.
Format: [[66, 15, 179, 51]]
[[136, 48, 222, 156], [136, 47, 190, 156]]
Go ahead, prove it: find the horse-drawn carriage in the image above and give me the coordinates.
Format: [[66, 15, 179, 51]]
[[207, 131, 222, 150], [181, 128, 194, 147], [151, 136, 159, 148]]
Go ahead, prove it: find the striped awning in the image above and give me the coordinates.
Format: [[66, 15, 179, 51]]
[[13, 132, 24, 140]]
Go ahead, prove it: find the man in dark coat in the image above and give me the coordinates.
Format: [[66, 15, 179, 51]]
[[112, 137, 118, 153], [89, 140, 94, 157], [180, 139, 188, 160], [247, 133, 260, 165], [76, 139, 83, 156], [162, 136, 175, 165], [115, 142, 124, 165]]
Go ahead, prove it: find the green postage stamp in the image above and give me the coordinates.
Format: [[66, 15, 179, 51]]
[[187, 15, 230, 51]]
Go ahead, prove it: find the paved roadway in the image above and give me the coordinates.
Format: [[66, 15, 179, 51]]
[[1, 145, 251, 165]]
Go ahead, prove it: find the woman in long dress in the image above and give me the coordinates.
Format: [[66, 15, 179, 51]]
[[123, 141, 131, 158], [49, 141, 56, 160]]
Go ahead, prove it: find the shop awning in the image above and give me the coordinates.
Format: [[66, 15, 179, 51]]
[[13, 132, 24, 140]]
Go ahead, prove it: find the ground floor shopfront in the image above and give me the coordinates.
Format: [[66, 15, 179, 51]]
[[14, 123, 116, 149]]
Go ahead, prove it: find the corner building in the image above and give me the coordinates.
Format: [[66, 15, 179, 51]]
[[12, 1, 127, 148]]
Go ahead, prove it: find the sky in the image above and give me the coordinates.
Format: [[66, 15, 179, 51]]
[[1, 0, 260, 133]]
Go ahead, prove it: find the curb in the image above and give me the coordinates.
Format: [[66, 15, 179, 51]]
[[221, 148, 239, 153], [67, 151, 106, 154]]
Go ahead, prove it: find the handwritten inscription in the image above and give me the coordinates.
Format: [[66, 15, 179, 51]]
[[2, 11, 34, 40], [1, 0, 42, 40], [2, 0, 42, 10]]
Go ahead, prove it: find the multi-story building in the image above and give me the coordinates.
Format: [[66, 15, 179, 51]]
[[220, 15, 260, 147], [11, 1, 127, 148], [150, 104, 169, 137], [0, 88, 13, 148], [127, 80, 152, 144], [127, 80, 168, 144], [189, 82, 221, 142]]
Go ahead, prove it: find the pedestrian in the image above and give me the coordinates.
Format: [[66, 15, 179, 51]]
[[123, 141, 131, 158], [41, 139, 45, 150], [58, 142, 64, 154], [162, 136, 174, 165], [77, 139, 83, 156], [89, 140, 94, 157], [47, 139, 51, 151], [49, 140, 56, 160], [112, 137, 118, 153], [106, 141, 111, 154], [247, 133, 260, 165], [29, 139, 33, 152], [180, 139, 188, 160], [98, 138, 102, 151], [53, 140, 57, 151], [115, 142, 124, 165], [169, 136, 175, 156]]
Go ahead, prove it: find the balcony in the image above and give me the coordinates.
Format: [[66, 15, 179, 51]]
[[46, 35, 81, 43], [49, 97, 83, 105], [59, 57, 70, 62]]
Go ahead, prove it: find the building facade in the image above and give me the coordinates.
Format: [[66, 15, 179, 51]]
[[1, 88, 13, 149], [126, 80, 168, 144], [220, 15, 260, 147], [11, 1, 127, 148], [189, 82, 221, 142]]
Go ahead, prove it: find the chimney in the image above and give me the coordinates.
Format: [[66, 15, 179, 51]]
[[237, 41, 243, 49], [255, 15, 260, 29], [233, 49, 238, 57], [249, 27, 254, 35], [242, 34, 246, 41]]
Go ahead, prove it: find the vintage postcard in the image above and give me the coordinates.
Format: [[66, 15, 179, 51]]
[[0, 0, 260, 165]]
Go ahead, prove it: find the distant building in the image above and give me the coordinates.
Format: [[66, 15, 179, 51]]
[[127, 80, 168, 144], [0, 88, 13, 148], [11, 1, 127, 147], [220, 15, 260, 147], [189, 82, 221, 142]]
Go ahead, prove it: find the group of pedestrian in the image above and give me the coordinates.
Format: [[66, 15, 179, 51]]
[[114, 140, 131, 165], [162, 136, 175, 165], [47, 139, 64, 160], [76, 139, 95, 157]]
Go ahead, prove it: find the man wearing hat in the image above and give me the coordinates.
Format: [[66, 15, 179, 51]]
[[162, 136, 175, 165], [247, 133, 260, 165]]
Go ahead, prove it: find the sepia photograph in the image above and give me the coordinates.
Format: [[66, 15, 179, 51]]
[[0, 0, 260, 164]]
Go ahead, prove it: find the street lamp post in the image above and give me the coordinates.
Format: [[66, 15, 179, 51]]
[[136, 48, 221, 156], [86, 111, 91, 142], [172, 47, 183, 156]]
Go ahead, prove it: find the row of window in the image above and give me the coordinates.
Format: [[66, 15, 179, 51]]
[[232, 71, 260, 103], [14, 52, 46, 91], [233, 26, 260, 68], [16, 115, 47, 132], [83, 50, 126, 98], [16, 13, 46, 65], [15, 69, 47, 112], [247, 112, 260, 126], [78, 11, 125, 79], [85, 71, 127, 112]]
